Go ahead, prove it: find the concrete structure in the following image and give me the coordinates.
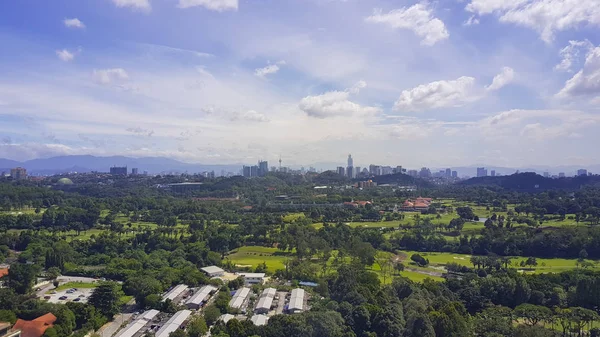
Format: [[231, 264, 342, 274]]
[[491, 170, 496, 177], [185, 285, 218, 310], [162, 284, 189, 302], [200, 266, 225, 277], [0, 322, 21, 337], [131, 168, 139, 175], [250, 315, 269, 326], [155, 310, 191, 337], [229, 287, 251, 310], [452, 171, 458, 178], [218, 314, 234, 324], [114, 310, 159, 337], [477, 167, 487, 177], [10, 167, 27, 181], [258, 161, 269, 177], [288, 288, 305, 314], [110, 166, 127, 175], [238, 273, 266, 285], [337, 167, 345, 176], [559, 172, 565, 178], [254, 288, 276, 314], [578, 169, 588, 176]]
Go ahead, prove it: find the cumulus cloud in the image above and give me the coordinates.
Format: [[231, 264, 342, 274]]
[[395, 67, 515, 112], [555, 40, 594, 72], [486, 67, 515, 91], [126, 127, 154, 137], [232, 110, 269, 122], [56, 49, 75, 62], [177, 0, 238, 11], [63, 18, 85, 29], [111, 0, 151, 12], [557, 46, 600, 99], [93, 68, 129, 84], [299, 81, 379, 118], [365, 2, 449, 46], [465, 0, 600, 43]]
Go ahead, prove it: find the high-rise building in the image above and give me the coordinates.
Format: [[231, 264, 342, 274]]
[[382, 166, 393, 175], [369, 165, 381, 176], [419, 167, 431, 178], [337, 167, 345, 176], [559, 172, 565, 178], [407, 170, 418, 177], [347, 154, 353, 168], [110, 166, 128, 175], [10, 167, 27, 180], [243, 166, 251, 177], [131, 168, 139, 175], [346, 166, 354, 179], [355, 166, 361, 178], [445, 168, 451, 177], [451, 171, 458, 178], [578, 169, 588, 176], [250, 166, 259, 177], [543, 172, 550, 178], [477, 167, 487, 177], [258, 161, 269, 177], [491, 170, 496, 177]]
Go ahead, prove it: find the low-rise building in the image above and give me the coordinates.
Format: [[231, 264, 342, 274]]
[[254, 288, 276, 314], [288, 288, 305, 314], [185, 285, 218, 310], [155, 310, 191, 337], [12, 313, 56, 337], [162, 284, 189, 303], [250, 315, 269, 326], [0, 322, 21, 337], [238, 273, 265, 285], [229, 287, 251, 310], [114, 310, 159, 337], [200, 266, 225, 277], [218, 314, 235, 324]]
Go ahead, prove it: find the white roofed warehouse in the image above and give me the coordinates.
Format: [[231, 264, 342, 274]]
[[254, 287, 276, 314], [229, 287, 251, 310], [250, 314, 269, 326], [155, 310, 191, 337], [162, 284, 189, 303], [238, 272, 265, 285], [185, 285, 218, 310], [114, 310, 159, 337], [288, 288, 305, 314], [201, 266, 225, 277]]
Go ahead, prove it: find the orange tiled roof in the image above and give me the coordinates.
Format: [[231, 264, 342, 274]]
[[0, 269, 8, 278], [13, 313, 56, 337]]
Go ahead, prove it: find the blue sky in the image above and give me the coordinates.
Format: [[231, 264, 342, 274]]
[[1, 0, 600, 168]]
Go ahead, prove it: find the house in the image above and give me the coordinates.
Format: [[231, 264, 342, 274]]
[[228, 287, 251, 310], [185, 285, 218, 310], [250, 315, 269, 326], [287, 288, 305, 314], [0, 322, 21, 337], [401, 197, 433, 211], [254, 288, 276, 314], [238, 273, 265, 285], [155, 310, 191, 337], [0, 269, 8, 278], [200, 266, 225, 277], [161, 284, 189, 303], [12, 313, 56, 337]]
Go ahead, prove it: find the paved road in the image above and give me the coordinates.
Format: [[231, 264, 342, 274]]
[[97, 313, 133, 337], [275, 291, 287, 315]]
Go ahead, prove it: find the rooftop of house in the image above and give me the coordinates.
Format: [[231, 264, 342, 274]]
[[13, 313, 57, 337]]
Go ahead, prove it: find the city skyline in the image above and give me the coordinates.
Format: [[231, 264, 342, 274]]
[[2, 1, 600, 166]]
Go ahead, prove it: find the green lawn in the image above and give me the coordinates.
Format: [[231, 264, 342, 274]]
[[282, 213, 306, 223], [226, 246, 293, 271], [55, 281, 98, 291], [0, 208, 45, 215]]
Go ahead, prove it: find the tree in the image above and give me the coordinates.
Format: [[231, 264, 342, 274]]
[[431, 302, 471, 337], [168, 329, 186, 337], [474, 306, 514, 337], [514, 304, 551, 326], [410, 254, 429, 267], [187, 316, 208, 337], [8, 262, 41, 294], [204, 304, 221, 326], [456, 207, 476, 220], [88, 282, 122, 318], [46, 267, 61, 280]]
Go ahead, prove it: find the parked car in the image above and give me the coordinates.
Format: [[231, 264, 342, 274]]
[[44, 296, 51, 300], [59, 296, 68, 300], [73, 298, 80, 302]]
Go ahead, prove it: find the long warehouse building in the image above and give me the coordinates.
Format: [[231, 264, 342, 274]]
[[229, 287, 251, 310], [185, 285, 218, 310], [288, 288, 305, 314], [114, 310, 159, 337], [254, 288, 276, 314], [162, 284, 189, 302], [155, 310, 191, 337]]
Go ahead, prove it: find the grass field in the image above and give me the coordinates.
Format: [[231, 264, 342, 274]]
[[55, 281, 98, 291], [282, 213, 306, 223], [0, 208, 46, 215], [226, 246, 293, 271]]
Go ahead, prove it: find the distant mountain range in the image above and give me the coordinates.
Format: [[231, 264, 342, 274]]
[[0, 155, 243, 175]]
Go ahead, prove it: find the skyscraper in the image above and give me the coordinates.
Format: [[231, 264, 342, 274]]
[[346, 154, 354, 178], [258, 161, 269, 177], [337, 167, 345, 176], [578, 169, 588, 176], [491, 170, 496, 177], [445, 168, 451, 177], [477, 167, 487, 177], [10, 167, 27, 180], [347, 154, 353, 168]]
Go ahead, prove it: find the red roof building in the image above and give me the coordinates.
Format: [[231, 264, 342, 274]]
[[12, 313, 56, 337], [0, 269, 8, 279]]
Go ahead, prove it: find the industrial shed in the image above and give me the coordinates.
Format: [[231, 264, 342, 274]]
[[155, 310, 191, 337], [162, 284, 189, 303], [228, 287, 251, 310], [254, 288, 276, 314], [185, 285, 218, 310], [114, 310, 159, 337], [288, 288, 305, 314]]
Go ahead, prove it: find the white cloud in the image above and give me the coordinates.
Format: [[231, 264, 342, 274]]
[[555, 40, 594, 72], [365, 2, 449, 46], [394, 76, 477, 112], [234, 110, 269, 122], [463, 15, 479, 26], [254, 64, 281, 78], [465, 0, 600, 43], [177, 0, 238, 11], [299, 81, 380, 118], [56, 49, 75, 62], [111, 0, 151, 12], [557, 47, 600, 99], [93, 68, 129, 84], [395, 67, 515, 111], [63, 18, 85, 29], [486, 67, 515, 91]]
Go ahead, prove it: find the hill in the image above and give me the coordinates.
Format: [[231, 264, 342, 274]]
[[459, 172, 600, 191]]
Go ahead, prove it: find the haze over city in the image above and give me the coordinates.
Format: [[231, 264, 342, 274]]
[[2, 0, 600, 168]]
